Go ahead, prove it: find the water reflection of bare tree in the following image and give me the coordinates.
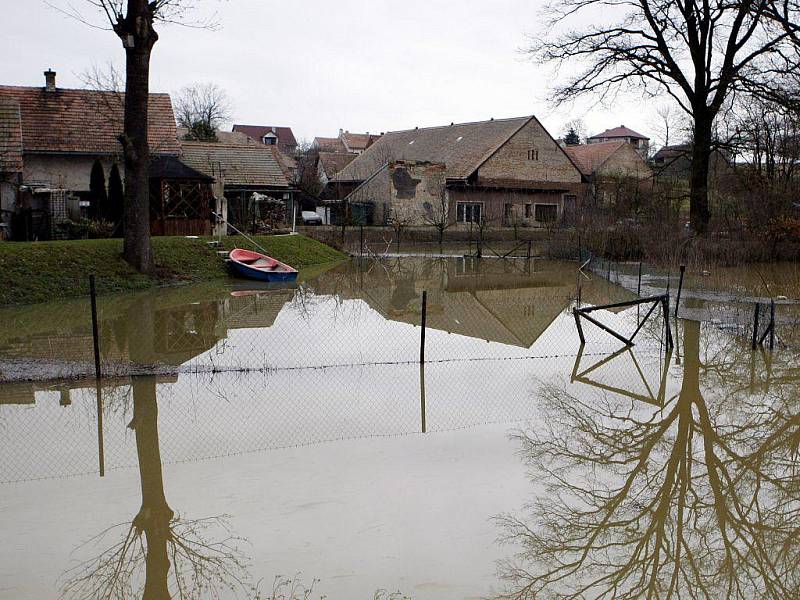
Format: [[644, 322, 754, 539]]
[[61, 376, 249, 600], [495, 320, 800, 599]]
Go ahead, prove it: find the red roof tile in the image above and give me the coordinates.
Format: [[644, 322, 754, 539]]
[[0, 97, 23, 173], [313, 136, 347, 152], [341, 131, 381, 151], [564, 140, 628, 175], [0, 85, 179, 156], [232, 124, 297, 152]]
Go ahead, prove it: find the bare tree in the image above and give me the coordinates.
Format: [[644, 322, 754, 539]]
[[61, 377, 250, 600], [529, 0, 800, 234], [174, 82, 232, 141], [562, 118, 587, 145], [495, 321, 800, 599], [64, 1, 217, 272], [422, 171, 451, 248]]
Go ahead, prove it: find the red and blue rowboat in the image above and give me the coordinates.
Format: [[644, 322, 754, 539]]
[[228, 248, 298, 282]]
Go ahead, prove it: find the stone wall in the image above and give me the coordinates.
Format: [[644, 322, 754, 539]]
[[478, 117, 583, 184], [23, 155, 120, 192]]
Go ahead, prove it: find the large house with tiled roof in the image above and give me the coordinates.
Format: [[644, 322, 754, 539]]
[[587, 125, 650, 158], [331, 115, 585, 227], [0, 69, 184, 239]]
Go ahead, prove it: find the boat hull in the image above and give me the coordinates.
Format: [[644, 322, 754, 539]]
[[228, 248, 299, 282]]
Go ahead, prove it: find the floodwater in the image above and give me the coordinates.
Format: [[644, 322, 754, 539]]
[[1, 257, 799, 599]]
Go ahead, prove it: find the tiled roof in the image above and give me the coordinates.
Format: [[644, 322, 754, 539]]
[[335, 116, 533, 182], [588, 125, 649, 140], [318, 151, 355, 178], [0, 85, 179, 156], [180, 135, 290, 188], [564, 140, 628, 175], [341, 131, 381, 151], [0, 97, 23, 173], [148, 156, 214, 181], [232, 124, 297, 150], [313, 136, 346, 152]]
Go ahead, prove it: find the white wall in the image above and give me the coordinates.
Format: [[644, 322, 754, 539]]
[[23, 155, 120, 192]]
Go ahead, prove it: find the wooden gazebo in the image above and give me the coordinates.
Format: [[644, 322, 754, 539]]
[[149, 156, 215, 236]]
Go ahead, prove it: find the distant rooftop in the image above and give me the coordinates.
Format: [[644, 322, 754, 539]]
[[588, 125, 649, 141]]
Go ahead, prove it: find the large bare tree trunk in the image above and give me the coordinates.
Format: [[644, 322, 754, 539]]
[[131, 376, 173, 600], [118, 0, 158, 273], [689, 118, 713, 234]]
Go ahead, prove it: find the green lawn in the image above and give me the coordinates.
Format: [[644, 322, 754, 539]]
[[0, 234, 345, 306]]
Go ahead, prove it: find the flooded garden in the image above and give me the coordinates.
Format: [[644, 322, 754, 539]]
[[1, 256, 799, 599]]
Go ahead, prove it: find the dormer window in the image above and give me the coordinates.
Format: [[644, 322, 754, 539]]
[[527, 148, 539, 161], [262, 133, 278, 145]]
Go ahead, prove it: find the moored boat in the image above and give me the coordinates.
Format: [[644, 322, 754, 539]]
[[228, 248, 298, 282]]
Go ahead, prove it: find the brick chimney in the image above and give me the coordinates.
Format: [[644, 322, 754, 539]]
[[44, 69, 56, 92]]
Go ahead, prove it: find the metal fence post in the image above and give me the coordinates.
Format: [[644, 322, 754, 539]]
[[769, 300, 775, 350], [420, 291, 427, 364], [674, 265, 685, 317], [752, 303, 760, 350], [89, 275, 102, 380], [637, 262, 642, 297]]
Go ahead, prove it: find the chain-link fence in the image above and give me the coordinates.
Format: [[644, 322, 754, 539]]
[[3, 254, 797, 484]]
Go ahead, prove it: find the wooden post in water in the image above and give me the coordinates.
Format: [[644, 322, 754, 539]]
[[420, 291, 427, 364], [661, 296, 673, 349], [674, 265, 686, 318], [527, 240, 532, 260], [359, 223, 364, 257], [89, 275, 104, 477], [89, 275, 102, 379], [752, 303, 760, 350]]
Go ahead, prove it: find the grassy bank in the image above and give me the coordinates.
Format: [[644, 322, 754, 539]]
[[0, 234, 345, 305]]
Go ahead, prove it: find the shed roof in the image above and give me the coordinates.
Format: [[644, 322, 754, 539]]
[[149, 156, 214, 181], [335, 116, 534, 182], [0, 85, 179, 156], [180, 136, 290, 188]]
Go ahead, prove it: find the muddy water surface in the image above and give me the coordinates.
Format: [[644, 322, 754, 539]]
[[1, 257, 798, 599]]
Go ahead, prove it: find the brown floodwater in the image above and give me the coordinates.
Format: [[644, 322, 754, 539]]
[[1, 257, 798, 599]]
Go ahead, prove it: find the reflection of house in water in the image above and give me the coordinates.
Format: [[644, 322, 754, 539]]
[[313, 257, 639, 349], [213, 289, 295, 335]]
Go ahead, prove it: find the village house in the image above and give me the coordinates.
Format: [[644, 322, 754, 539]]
[[231, 124, 298, 155], [0, 70, 210, 240], [331, 115, 585, 227], [312, 129, 382, 155], [565, 140, 652, 181], [317, 151, 356, 187], [587, 125, 650, 158], [179, 130, 297, 232]]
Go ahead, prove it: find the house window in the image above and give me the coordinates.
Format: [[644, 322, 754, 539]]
[[262, 135, 277, 145], [524, 204, 532, 218], [534, 203, 558, 223], [457, 202, 482, 223], [527, 148, 539, 161], [504, 203, 513, 219]]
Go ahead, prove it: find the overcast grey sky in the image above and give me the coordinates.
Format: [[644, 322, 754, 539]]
[[2, 0, 669, 145]]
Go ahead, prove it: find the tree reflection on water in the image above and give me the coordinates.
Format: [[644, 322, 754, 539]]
[[496, 320, 800, 599], [60, 377, 250, 600]]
